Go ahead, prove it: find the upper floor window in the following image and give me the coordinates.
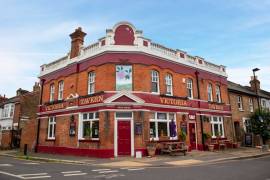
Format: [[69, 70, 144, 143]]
[[249, 98, 254, 112], [151, 70, 159, 93], [207, 84, 213, 101], [47, 116, 56, 139], [49, 84, 55, 102], [88, 72, 95, 94], [58, 81, 64, 100], [216, 85, 222, 103], [1, 104, 15, 118], [186, 78, 193, 99], [237, 96, 243, 111], [165, 74, 173, 96], [116, 65, 132, 91]]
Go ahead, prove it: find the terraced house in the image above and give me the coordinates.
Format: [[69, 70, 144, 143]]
[[37, 22, 233, 158]]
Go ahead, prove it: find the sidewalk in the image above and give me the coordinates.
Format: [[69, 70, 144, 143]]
[[0, 147, 269, 167]]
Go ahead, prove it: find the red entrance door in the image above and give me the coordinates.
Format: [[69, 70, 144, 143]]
[[117, 121, 131, 155], [189, 123, 196, 150]]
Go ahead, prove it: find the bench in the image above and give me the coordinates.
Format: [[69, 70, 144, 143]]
[[161, 142, 187, 156]]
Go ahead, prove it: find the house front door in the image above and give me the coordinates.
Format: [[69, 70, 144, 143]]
[[117, 121, 131, 155], [189, 122, 196, 150]]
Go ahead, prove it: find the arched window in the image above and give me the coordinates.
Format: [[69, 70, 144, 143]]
[[49, 84, 55, 102], [207, 83, 213, 101], [151, 70, 159, 93], [88, 72, 95, 94], [216, 85, 222, 103], [186, 78, 193, 99], [165, 74, 173, 96], [58, 81, 64, 100]]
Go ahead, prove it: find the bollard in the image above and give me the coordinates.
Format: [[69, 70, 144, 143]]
[[24, 144, 28, 156]]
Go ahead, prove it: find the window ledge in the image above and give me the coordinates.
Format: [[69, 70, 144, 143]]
[[238, 109, 244, 112], [46, 138, 55, 141], [78, 139, 100, 142]]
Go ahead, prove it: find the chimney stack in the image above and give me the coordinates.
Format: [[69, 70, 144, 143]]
[[69, 27, 86, 59], [33, 82, 40, 92], [250, 76, 260, 92]]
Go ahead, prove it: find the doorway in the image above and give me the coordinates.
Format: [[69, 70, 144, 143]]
[[117, 121, 131, 155], [188, 122, 197, 150]]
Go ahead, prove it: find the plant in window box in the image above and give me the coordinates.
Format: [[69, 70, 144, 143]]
[[84, 127, 92, 139], [147, 137, 156, 157], [178, 131, 187, 142]]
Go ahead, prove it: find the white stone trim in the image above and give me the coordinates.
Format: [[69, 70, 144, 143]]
[[104, 91, 145, 104]]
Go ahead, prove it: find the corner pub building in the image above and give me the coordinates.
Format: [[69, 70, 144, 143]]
[[37, 22, 232, 158]]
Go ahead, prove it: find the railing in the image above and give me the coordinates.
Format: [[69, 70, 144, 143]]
[[41, 40, 226, 76], [150, 42, 177, 58], [84, 42, 99, 54]]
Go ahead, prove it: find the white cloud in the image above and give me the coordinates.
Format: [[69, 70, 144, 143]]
[[227, 66, 270, 91]]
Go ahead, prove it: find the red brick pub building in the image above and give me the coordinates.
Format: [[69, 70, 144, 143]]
[[37, 22, 233, 158]]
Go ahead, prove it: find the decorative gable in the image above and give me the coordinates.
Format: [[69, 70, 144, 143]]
[[104, 91, 145, 104]]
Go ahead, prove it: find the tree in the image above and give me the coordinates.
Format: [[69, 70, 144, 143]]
[[250, 109, 270, 145]]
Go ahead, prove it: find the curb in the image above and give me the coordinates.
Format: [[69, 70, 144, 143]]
[[1, 151, 270, 167]]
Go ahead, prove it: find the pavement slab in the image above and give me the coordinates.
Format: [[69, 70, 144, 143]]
[[165, 159, 203, 166]]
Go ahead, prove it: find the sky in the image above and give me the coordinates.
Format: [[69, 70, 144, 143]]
[[0, 0, 270, 97]]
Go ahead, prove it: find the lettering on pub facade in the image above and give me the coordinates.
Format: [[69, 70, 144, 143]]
[[37, 22, 232, 158]]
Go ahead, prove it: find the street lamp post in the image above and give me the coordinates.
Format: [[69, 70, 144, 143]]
[[252, 68, 260, 111]]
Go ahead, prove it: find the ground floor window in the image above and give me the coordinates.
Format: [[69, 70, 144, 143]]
[[242, 118, 252, 133], [210, 116, 224, 138], [149, 112, 177, 140], [47, 116, 56, 139], [79, 112, 99, 139]]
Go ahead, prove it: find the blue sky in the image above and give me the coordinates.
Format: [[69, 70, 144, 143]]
[[0, 0, 270, 97]]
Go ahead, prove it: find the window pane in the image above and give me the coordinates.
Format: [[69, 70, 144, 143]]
[[214, 124, 219, 136], [49, 124, 53, 137], [115, 112, 132, 118], [151, 82, 158, 92], [95, 112, 99, 119], [157, 113, 167, 120], [83, 121, 91, 137], [150, 122, 156, 138], [219, 124, 223, 136], [169, 113, 175, 120], [158, 122, 168, 137], [83, 113, 88, 120], [88, 113, 94, 119], [149, 112, 155, 119], [92, 121, 99, 138]]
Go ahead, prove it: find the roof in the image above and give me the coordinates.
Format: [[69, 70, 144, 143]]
[[0, 96, 20, 107], [228, 81, 270, 99]]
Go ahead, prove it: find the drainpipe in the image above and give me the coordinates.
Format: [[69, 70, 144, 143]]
[[35, 79, 44, 153], [195, 71, 205, 150]]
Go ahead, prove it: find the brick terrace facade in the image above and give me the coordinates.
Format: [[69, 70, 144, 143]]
[[37, 22, 233, 158]]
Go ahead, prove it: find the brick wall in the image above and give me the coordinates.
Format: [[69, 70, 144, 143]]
[[41, 63, 229, 104]]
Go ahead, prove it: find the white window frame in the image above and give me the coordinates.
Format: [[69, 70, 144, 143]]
[[165, 74, 173, 96], [186, 78, 193, 99], [207, 84, 213, 101], [210, 116, 225, 138], [47, 117, 56, 139], [151, 70, 160, 94], [49, 84, 55, 102], [58, 81, 64, 100], [237, 96, 243, 111], [261, 99, 267, 108], [249, 98, 254, 112], [88, 72, 95, 95], [149, 112, 177, 141], [242, 117, 251, 133], [78, 112, 99, 140], [2, 104, 15, 118], [216, 85, 222, 103]]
